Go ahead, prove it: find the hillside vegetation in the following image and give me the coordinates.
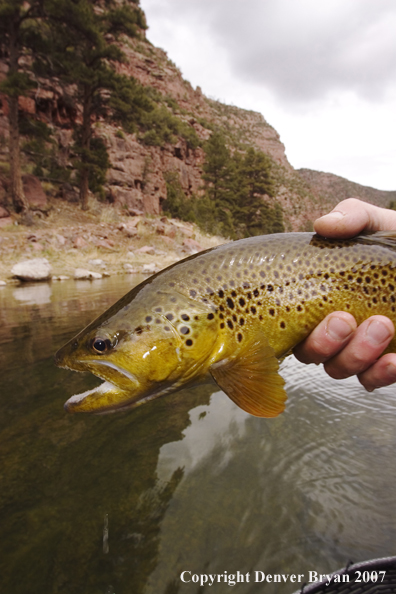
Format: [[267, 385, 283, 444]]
[[0, 0, 394, 246]]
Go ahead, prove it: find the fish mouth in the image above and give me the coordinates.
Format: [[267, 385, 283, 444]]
[[62, 359, 143, 414]]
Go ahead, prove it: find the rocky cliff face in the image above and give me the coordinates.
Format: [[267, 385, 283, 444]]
[[1, 25, 392, 233]]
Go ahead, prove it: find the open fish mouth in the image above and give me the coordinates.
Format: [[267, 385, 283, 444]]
[[63, 360, 142, 414]]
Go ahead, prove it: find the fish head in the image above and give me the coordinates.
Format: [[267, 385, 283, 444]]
[[55, 291, 219, 414]]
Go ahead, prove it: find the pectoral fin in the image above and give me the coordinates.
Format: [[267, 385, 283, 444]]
[[210, 331, 287, 418]]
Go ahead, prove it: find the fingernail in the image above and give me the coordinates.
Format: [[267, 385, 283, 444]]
[[366, 319, 392, 345], [317, 210, 345, 223], [326, 316, 354, 341]]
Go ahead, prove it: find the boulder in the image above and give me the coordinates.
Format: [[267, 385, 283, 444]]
[[11, 258, 52, 281], [74, 268, 102, 280], [183, 238, 203, 253], [22, 174, 49, 211], [0, 205, 9, 218]]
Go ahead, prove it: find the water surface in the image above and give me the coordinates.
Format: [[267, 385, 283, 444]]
[[1, 276, 396, 594]]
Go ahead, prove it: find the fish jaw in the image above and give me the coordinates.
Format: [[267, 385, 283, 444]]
[[64, 381, 133, 413]]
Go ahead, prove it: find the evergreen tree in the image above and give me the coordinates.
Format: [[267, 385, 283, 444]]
[[42, 0, 147, 209], [0, 0, 44, 212], [202, 132, 235, 236], [233, 147, 275, 236]]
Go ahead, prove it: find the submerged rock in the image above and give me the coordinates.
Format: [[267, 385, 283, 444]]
[[11, 258, 52, 282]]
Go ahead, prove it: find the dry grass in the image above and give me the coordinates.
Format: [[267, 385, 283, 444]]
[[0, 199, 227, 282]]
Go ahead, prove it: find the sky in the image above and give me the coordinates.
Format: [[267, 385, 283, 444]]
[[140, 0, 396, 192]]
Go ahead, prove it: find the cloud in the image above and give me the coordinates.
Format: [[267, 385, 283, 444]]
[[143, 0, 396, 104]]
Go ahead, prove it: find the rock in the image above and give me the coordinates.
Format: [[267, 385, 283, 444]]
[[183, 238, 203, 253], [88, 259, 106, 268], [32, 242, 44, 252], [123, 263, 134, 271], [73, 236, 88, 249], [0, 217, 13, 228], [22, 174, 49, 211], [161, 236, 175, 247], [0, 280, 6, 286], [142, 262, 159, 274], [96, 239, 115, 250], [136, 245, 155, 255], [74, 268, 102, 280], [126, 251, 135, 258], [0, 205, 9, 218], [62, 183, 79, 203], [178, 226, 194, 238], [122, 225, 138, 238], [56, 234, 66, 246], [52, 275, 70, 281], [128, 208, 144, 216], [11, 258, 52, 281]]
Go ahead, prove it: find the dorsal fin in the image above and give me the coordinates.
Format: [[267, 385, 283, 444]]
[[356, 231, 396, 250]]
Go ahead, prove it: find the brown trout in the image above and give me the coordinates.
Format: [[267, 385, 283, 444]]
[[55, 232, 396, 417]]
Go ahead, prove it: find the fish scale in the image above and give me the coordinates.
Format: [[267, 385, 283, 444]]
[[56, 232, 396, 417]]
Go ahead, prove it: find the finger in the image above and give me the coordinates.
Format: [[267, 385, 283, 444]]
[[323, 316, 395, 380], [314, 198, 396, 238], [294, 311, 357, 365], [357, 353, 396, 391]]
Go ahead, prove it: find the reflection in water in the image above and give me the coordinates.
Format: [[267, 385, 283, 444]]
[[0, 277, 396, 594], [13, 283, 53, 305]]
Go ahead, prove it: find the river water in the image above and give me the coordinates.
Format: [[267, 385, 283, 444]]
[[1, 275, 396, 594]]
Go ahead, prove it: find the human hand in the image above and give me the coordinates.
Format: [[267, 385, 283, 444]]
[[293, 198, 396, 391]]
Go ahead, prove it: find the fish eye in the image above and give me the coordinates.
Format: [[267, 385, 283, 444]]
[[91, 338, 111, 353]]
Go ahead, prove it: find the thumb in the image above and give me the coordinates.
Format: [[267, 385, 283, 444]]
[[314, 198, 396, 238]]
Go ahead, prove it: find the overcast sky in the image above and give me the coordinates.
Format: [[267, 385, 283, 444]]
[[140, 0, 396, 192]]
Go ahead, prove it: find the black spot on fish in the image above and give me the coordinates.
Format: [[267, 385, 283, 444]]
[[253, 288, 259, 297], [231, 290, 237, 298], [181, 314, 189, 321], [251, 306, 257, 315], [267, 284, 273, 292], [190, 290, 197, 298], [269, 309, 275, 316], [186, 339, 193, 346], [226, 297, 235, 309], [237, 333, 243, 342], [280, 321, 286, 329], [220, 322, 225, 329], [164, 326, 171, 332], [218, 289, 224, 298], [155, 307, 162, 312], [227, 320, 234, 329], [296, 305, 302, 312], [239, 318, 244, 326], [207, 313, 214, 320], [180, 326, 190, 335], [239, 297, 246, 307], [135, 326, 143, 335], [155, 319, 161, 324], [145, 316, 152, 323]]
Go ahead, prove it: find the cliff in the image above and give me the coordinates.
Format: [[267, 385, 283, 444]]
[[0, 12, 394, 233]]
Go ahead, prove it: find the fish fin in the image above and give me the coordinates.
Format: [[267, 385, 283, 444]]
[[209, 331, 287, 418], [357, 231, 396, 249]]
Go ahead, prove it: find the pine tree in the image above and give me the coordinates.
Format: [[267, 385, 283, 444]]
[[42, 0, 147, 209], [0, 0, 44, 212]]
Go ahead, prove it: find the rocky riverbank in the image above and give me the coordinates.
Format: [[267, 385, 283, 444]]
[[0, 199, 226, 285]]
